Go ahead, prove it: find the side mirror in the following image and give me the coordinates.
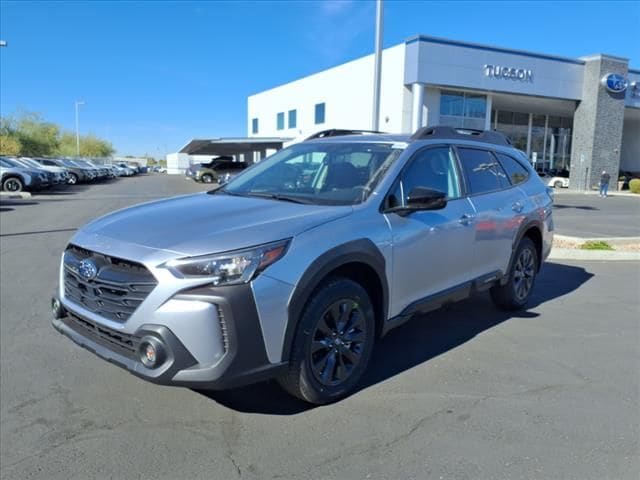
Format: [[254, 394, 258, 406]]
[[385, 187, 447, 216], [406, 187, 448, 211]]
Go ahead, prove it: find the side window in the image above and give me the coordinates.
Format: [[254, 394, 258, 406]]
[[457, 148, 509, 195], [388, 147, 461, 207], [495, 152, 529, 185]]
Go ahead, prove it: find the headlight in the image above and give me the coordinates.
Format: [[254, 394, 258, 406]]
[[163, 239, 290, 285]]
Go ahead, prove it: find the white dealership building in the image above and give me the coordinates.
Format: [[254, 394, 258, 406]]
[[248, 35, 640, 190]]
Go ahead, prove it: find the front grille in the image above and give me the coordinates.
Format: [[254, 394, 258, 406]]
[[64, 311, 141, 360], [63, 244, 157, 322]]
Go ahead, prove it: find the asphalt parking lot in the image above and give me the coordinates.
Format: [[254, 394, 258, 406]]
[[553, 191, 640, 238], [1, 175, 639, 480]]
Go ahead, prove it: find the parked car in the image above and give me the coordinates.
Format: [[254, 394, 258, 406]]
[[73, 159, 108, 179], [186, 156, 248, 183], [542, 169, 570, 188], [8, 157, 58, 187], [52, 126, 553, 404], [18, 157, 70, 186], [40, 159, 92, 184], [116, 163, 135, 176], [0, 156, 49, 191]]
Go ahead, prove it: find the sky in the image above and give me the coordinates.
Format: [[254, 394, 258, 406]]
[[1, 0, 639, 157]]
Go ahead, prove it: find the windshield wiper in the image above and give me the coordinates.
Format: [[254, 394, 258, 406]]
[[243, 192, 313, 204]]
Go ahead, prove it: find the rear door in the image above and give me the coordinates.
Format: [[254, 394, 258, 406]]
[[456, 147, 528, 277]]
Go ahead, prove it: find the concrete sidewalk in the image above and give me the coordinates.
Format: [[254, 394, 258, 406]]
[[0, 191, 31, 200]]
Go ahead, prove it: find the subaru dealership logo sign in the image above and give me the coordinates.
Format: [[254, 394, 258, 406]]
[[601, 73, 628, 93]]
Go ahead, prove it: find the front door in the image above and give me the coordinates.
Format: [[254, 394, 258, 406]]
[[384, 145, 477, 316]]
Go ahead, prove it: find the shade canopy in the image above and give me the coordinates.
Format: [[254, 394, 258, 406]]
[[178, 137, 291, 156]]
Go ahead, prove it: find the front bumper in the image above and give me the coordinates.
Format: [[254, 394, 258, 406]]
[[53, 281, 288, 390]]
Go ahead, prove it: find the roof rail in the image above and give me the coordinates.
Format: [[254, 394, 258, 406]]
[[410, 126, 512, 147], [305, 129, 386, 141]]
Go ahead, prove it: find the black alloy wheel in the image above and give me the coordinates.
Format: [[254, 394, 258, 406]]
[[309, 299, 367, 387], [491, 237, 538, 310], [278, 277, 375, 404]]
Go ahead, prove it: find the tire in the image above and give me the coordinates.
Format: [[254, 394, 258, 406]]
[[278, 277, 376, 404], [491, 237, 538, 311], [201, 174, 214, 184], [2, 176, 24, 192], [68, 173, 78, 185], [553, 180, 563, 188]]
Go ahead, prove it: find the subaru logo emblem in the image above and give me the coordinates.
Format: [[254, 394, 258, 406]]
[[601, 73, 628, 94], [78, 259, 98, 281]]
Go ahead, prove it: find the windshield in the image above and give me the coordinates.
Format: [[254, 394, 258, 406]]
[[1, 157, 22, 168], [18, 158, 42, 169], [76, 160, 95, 168], [220, 142, 403, 206]]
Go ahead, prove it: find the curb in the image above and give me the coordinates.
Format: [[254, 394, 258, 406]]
[[554, 234, 640, 247], [549, 248, 640, 261], [0, 191, 32, 200], [554, 190, 640, 198]]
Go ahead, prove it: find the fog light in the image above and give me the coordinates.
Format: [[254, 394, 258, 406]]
[[51, 297, 66, 319], [138, 337, 166, 369]]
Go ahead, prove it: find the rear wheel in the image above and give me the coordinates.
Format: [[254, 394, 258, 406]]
[[491, 237, 538, 311], [2, 177, 24, 192], [201, 174, 214, 183], [553, 180, 563, 188], [278, 278, 375, 404]]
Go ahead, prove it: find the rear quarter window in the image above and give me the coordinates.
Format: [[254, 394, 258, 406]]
[[495, 152, 530, 185]]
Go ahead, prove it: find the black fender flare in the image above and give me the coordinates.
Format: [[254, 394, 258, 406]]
[[282, 239, 388, 361], [502, 218, 544, 284]]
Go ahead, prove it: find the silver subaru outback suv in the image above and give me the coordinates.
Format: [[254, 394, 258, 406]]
[[52, 126, 553, 404]]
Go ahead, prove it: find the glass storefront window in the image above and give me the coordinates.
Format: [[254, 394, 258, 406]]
[[495, 109, 528, 152], [464, 94, 486, 118], [493, 109, 573, 171], [440, 91, 487, 129], [440, 91, 464, 116]]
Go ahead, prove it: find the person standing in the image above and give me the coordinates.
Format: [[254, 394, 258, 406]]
[[600, 170, 611, 197]]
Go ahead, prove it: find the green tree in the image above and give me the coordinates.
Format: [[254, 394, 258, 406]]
[[12, 111, 60, 156], [0, 134, 22, 155], [56, 131, 115, 157], [79, 134, 115, 157]]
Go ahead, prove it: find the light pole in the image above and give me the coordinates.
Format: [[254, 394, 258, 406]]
[[75, 101, 85, 156], [371, 0, 383, 131]]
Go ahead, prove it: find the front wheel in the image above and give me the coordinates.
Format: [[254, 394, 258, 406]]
[[2, 177, 24, 192], [278, 278, 375, 404], [68, 173, 78, 185], [553, 180, 563, 188], [491, 237, 538, 310], [201, 174, 214, 184]]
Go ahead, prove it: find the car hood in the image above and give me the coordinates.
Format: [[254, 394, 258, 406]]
[[40, 166, 67, 173], [79, 192, 352, 256]]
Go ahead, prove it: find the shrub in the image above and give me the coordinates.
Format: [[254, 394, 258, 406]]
[[580, 241, 614, 251], [630, 178, 640, 194]]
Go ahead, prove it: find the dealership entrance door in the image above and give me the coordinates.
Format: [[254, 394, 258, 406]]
[[490, 93, 577, 171]]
